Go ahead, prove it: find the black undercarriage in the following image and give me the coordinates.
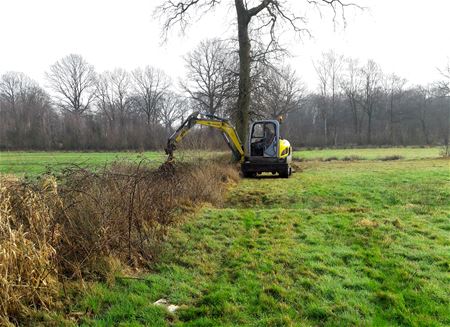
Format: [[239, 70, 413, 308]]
[[241, 158, 291, 178]]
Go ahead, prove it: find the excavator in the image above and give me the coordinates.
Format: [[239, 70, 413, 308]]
[[165, 112, 293, 178]]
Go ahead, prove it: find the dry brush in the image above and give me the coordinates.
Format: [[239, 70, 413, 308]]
[[0, 159, 239, 324]]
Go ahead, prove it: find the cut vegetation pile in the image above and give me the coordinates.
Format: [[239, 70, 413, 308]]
[[0, 159, 238, 325]]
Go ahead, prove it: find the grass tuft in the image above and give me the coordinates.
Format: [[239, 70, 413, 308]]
[[356, 218, 379, 228]]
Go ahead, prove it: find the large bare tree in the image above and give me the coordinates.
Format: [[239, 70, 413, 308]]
[[159, 91, 184, 133], [131, 66, 171, 125], [0, 72, 31, 109], [254, 64, 306, 119], [46, 54, 96, 115], [96, 69, 133, 126], [156, 0, 355, 143], [181, 38, 237, 117]]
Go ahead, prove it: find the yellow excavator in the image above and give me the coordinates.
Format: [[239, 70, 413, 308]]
[[165, 112, 293, 178]]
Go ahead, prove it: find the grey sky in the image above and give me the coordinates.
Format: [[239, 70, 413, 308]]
[[0, 0, 448, 90]]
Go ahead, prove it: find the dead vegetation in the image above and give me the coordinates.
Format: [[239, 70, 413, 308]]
[[0, 159, 238, 325], [356, 218, 379, 228], [0, 176, 60, 326]]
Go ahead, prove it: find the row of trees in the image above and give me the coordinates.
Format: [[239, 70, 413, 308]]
[[286, 52, 450, 147], [0, 56, 177, 150], [0, 44, 449, 150]]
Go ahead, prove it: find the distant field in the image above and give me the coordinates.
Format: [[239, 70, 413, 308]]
[[0, 151, 166, 176], [0, 147, 443, 175], [294, 147, 442, 161]]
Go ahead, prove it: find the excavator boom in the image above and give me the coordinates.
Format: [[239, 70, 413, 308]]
[[165, 112, 244, 161]]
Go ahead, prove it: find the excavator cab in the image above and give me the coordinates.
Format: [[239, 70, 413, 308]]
[[165, 112, 292, 178], [242, 120, 292, 178], [250, 121, 277, 157]]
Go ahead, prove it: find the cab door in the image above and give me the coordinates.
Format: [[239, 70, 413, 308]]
[[249, 121, 278, 158]]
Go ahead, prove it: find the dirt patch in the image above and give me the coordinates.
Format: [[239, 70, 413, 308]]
[[291, 162, 303, 172]]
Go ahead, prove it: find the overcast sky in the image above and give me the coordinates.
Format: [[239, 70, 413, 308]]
[[0, 0, 448, 90]]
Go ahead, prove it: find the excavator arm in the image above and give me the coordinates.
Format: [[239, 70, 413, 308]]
[[165, 112, 244, 161]]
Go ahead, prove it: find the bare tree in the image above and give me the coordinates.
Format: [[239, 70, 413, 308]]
[[314, 50, 344, 145], [46, 54, 96, 115], [359, 60, 382, 144], [131, 66, 171, 125], [159, 91, 184, 134], [0, 72, 28, 109], [414, 85, 434, 145], [96, 69, 133, 126], [181, 38, 237, 117], [0, 72, 53, 148], [156, 0, 355, 143], [254, 64, 306, 119], [341, 57, 363, 143], [383, 73, 406, 144]]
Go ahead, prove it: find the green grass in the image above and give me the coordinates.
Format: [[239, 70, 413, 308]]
[[0, 147, 442, 176], [294, 147, 441, 161], [0, 151, 165, 176], [0, 150, 222, 176], [71, 157, 449, 326]]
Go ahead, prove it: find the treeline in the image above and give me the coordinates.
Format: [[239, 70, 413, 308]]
[[0, 41, 449, 150], [285, 53, 450, 147]]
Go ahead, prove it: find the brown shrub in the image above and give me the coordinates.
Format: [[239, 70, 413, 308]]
[[55, 159, 239, 279]]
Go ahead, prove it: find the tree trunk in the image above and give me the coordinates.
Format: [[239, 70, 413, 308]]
[[332, 92, 337, 146], [389, 94, 394, 145], [367, 112, 372, 145], [420, 118, 430, 145], [235, 2, 251, 146]]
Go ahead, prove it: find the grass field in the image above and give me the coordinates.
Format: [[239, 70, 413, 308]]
[[293, 147, 442, 161], [0, 151, 165, 176], [0, 147, 442, 176], [41, 154, 447, 326]]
